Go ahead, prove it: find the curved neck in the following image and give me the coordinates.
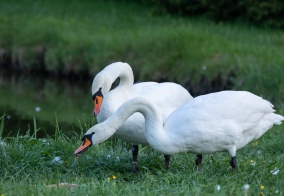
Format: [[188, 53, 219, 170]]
[[101, 98, 168, 152], [102, 62, 134, 93]]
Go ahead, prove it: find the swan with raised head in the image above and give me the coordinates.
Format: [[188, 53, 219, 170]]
[[75, 91, 283, 171], [90, 62, 192, 172]]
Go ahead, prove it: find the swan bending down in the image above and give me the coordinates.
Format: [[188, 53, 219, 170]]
[[75, 91, 283, 171], [90, 62, 192, 172]]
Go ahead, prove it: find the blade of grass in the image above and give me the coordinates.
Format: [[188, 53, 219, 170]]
[[33, 116, 40, 139], [0, 113, 5, 139]]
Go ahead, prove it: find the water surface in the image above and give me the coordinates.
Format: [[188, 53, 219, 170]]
[[0, 70, 95, 137]]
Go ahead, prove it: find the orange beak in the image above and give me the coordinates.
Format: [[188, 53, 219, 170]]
[[74, 136, 93, 156], [93, 95, 103, 116]]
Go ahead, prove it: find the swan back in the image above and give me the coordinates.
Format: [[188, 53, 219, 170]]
[[163, 91, 283, 154]]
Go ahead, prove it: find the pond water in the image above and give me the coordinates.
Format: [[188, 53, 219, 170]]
[[0, 70, 95, 138]]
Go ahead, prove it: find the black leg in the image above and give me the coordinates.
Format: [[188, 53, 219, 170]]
[[230, 156, 237, 172], [164, 155, 171, 170], [195, 154, 202, 171], [132, 145, 138, 173]]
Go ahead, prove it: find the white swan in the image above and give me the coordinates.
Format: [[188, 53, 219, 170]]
[[90, 62, 192, 172], [75, 91, 283, 171]]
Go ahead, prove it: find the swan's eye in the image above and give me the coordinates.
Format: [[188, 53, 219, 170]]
[[92, 132, 95, 135]]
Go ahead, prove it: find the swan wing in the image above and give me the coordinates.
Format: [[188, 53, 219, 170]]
[[130, 82, 192, 122], [164, 91, 283, 154]]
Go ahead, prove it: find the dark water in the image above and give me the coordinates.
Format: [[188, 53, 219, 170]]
[[0, 70, 95, 138]]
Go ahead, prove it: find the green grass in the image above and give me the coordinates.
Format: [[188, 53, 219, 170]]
[[0, 114, 4, 139], [1, 1, 284, 195], [1, 0, 284, 105], [0, 115, 283, 195]]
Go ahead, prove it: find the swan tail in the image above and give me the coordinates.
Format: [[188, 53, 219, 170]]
[[263, 113, 284, 126], [253, 113, 284, 139]]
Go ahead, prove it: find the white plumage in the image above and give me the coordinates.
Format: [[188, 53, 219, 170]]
[[76, 90, 283, 170], [161, 91, 283, 156], [90, 62, 192, 171], [92, 62, 192, 144]]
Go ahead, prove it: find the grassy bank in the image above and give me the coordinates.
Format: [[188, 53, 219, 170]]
[[0, 114, 284, 195], [1, 2, 284, 195], [0, 0, 284, 104]]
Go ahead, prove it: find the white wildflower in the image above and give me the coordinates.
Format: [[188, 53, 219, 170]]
[[41, 139, 50, 145], [35, 106, 41, 112], [52, 156, 63, 164], [271, 168, 280, 175], [250, 160, 256, 166], [242, 184, 250, 190], [215, 185, 221, 191]]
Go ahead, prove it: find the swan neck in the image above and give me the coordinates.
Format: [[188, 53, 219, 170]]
[[106, 62, 134, 91], [104, 98, 166, 146]]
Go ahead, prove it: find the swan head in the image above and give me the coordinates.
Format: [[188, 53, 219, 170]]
[[92, 87, 103, 116], [91, 62, 133, 117], [74, 132, 94, 155], [74, 123, 111, 156], [91, 73, 112, 117]]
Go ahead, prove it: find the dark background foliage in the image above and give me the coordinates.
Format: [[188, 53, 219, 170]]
[[135, 0, 284, 28]]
